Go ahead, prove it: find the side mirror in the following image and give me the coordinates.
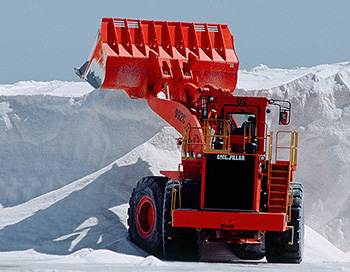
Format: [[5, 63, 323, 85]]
[[269, 99, 291, 125], [279, 111, 288, 125]]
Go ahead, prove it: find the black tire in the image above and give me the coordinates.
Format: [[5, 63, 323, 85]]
[[265, 182, 304, 263], [128, 176, 168, 257], [162, 179, 202, 261], [228, 236, 265, 260]]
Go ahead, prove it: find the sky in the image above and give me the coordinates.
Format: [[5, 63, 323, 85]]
[[0, 0, 349, 84]]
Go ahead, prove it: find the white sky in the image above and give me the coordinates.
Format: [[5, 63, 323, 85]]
[[0, 0, 349, 83]]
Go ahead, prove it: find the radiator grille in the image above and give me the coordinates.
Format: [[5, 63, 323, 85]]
[[204, 154, 256, 210]]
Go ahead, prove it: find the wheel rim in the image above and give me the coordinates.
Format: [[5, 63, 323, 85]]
[[136, 196, 155, 237]]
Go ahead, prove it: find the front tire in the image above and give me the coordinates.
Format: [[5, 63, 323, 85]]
[[128, 176, 168, 256], [162, 179, 202, 261], [265, 182, 304, 263]]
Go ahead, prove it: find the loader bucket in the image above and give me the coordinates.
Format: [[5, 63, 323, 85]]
[[75, 31, 106, 88], [76, 18, 239, 97]]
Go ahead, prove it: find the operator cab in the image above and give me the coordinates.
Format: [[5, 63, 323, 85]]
[[217, 96, 268, 155], [227, 113, 256, 136]]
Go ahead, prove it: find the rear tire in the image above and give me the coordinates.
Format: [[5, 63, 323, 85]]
[[265, 182, 304, 263], [162, 179, 202, 261], [128, 176, 168, 257]]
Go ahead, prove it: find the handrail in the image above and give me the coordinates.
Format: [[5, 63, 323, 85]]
[[181, 119, 272, 160], [275, 131, 298, 166], [203, 119, 231, 154], [181, 119, 232, 160], [267, 131, 274, 189]]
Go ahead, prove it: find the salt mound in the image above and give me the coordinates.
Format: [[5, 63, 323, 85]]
[[0, 126, 179, 255], [0, 88, 165, 206], [304, 226, 350, 263]]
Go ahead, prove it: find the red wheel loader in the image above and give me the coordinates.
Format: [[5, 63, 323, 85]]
[[76, 18, 304, 263]]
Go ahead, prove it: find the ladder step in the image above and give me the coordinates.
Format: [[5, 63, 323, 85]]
[[270, 183, 288, 188], [269, 196, 286, 200], [271, 164, 289, 169], [268, 209, 286, 213], [270, 192, 287, 199], [271, 173, 288, 178], [271, 169, 288, 172], [268, 206, 287, 213], [271, 177, 288, 180], [270, 184, 288, 187], [270, 186, 288, 193], [271, 170, 288, 174], [269, 199, 287, 206]]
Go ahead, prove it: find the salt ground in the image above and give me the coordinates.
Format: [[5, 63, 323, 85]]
[[0, 62, 349, 271]]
